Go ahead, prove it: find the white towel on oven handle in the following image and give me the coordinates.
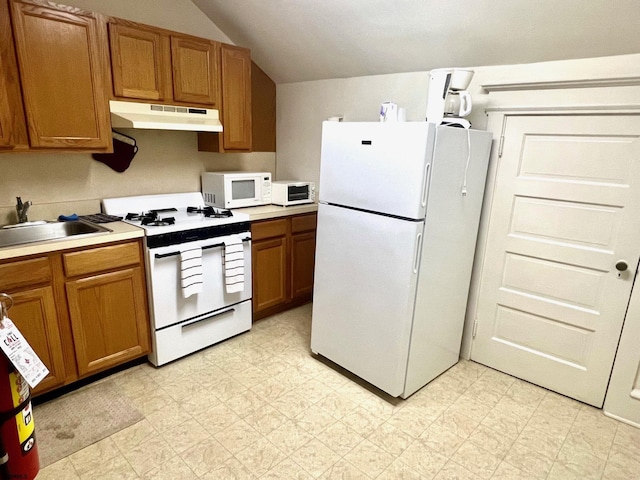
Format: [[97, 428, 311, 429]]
[[223, 237, 245, 293], [180, 247, 203, 298]]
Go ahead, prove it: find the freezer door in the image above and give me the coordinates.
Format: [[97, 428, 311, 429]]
[[319, 122, 435, 220], [310, 203, 424, 397]]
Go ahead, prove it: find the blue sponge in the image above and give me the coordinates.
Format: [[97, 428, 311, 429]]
[[58, 213, 79, 222]]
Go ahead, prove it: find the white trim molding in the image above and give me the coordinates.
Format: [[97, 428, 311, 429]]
[[485, 105, 640, 114], [482, 76, 640, 92]]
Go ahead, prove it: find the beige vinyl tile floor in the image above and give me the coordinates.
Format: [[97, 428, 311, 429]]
[[37, 304, 640, 479]]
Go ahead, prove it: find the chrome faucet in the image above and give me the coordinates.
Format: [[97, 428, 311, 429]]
[[16, 197, 32, 223]]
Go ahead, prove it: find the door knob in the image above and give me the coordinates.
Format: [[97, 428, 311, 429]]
[[615, 260, 628, 272]]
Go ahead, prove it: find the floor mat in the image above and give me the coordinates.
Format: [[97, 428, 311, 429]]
[[33, 379, 144, 468]]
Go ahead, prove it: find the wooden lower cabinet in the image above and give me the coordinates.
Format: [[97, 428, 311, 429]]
[[66, 266, 150, 377], [9, 287, 66, 395], [253, 236, 288, 313], [252, 213, 317, 320], [291, 230, 316, 300], [0, 239, 150, 396]]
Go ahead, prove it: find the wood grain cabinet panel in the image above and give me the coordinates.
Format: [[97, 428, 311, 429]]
[[252, 213, 317, 321], [250, 62, 276, 152], [198, 43, 252, 152], [108, 19, 219, 108], [220, 44, 251, 150], [291, 231, 316, 300], [170, 35, 218, 106], [0, 0, 28, 149], [62, 242, 141, 277], [9, 0, 111, 150], [292, 213, 317, 234], [252, 236, 288, 313], [0, 255, 66, 395], [252, 218, 287, 241], [108, 22, 167, 101], [9, 287, 66, 394], [0, 257, 52, 290], [65, 266, 150, 377]]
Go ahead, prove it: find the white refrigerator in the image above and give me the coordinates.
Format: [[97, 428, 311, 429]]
[[310, 121, 492, 398]]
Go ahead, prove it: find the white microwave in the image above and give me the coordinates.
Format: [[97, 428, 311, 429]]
[[202, 171, 272, 209], [271, 181, 316, 206]]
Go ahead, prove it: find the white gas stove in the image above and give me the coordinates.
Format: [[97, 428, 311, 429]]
[[102, 191, 249, 234], [102, 192, 252, 366]]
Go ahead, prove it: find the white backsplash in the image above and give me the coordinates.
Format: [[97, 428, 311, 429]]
[[0, 130, 275, 226]]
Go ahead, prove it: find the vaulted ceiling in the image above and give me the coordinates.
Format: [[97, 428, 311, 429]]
[[192, 0, 640, 84]]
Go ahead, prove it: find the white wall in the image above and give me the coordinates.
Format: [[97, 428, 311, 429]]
[[0, 130, 275, 223], [275, 72, 429, 182], [0, 0, 275, 225], [276, 53, 640, 183], [63, 0, 232, 43]]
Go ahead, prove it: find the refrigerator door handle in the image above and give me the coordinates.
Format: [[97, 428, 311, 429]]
[[413, 232, 423, 274], [421, 163, 431, 207]]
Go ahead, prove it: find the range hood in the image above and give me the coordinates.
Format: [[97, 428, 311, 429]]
[[109, 100, 223, 132]]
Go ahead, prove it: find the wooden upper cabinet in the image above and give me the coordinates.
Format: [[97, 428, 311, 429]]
[[108, 22, 167, 101], [220, 44, 252, 151], [199, 44, 251, 152], [9, 0, 111, 150], [108, 19, 219, 108], [170, 35, 218, 107], [0, 0, 28, 149], [251, 61, 276, 152]]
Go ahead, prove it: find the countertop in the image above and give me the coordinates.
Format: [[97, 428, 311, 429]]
[[0, 204, 318, 261], [0, 221, 144, 261], [235, 203, 318, 221]]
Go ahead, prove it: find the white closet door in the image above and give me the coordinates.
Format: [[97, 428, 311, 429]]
[[471, 114, 640, 407], [604, 263, 640, 427]]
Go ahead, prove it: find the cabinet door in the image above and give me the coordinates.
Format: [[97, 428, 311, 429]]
[[291, 231, 316, 302], [10, 0, 111, 149], [109, 23, 168, 101], [0, 0, 28, 149], [10, 287, 66, 395], [65, 267, 150, 377], [171, 35, 218, 106], [220, 44, 251, 151], [252, 237, 288, 316]]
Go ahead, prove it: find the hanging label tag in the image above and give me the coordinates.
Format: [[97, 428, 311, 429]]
[[0, 317, 49, 388]]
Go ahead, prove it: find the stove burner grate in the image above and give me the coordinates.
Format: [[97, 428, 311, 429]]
[[187, 206, 233, 218], [126, 211, 176, 226], [142, 216, 175, 226], [125, 212, 147, 221]]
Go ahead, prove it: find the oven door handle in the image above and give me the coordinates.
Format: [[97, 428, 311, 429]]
[[182, 307, 236, 329], [154, 237, 251, 259]]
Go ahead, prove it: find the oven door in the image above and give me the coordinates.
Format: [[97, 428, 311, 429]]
[[146, 232, 252, 330]]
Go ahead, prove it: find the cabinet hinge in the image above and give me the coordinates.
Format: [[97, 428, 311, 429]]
[[472, 318, 478, 338], [498, 135, 505, 158]]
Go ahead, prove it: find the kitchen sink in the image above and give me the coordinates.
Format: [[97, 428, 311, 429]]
[[0, 220, 112, 248]]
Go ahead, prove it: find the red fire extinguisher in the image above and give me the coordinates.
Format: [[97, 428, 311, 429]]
[[0, 351, 39, 480], [0, 293, 39, 480]]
